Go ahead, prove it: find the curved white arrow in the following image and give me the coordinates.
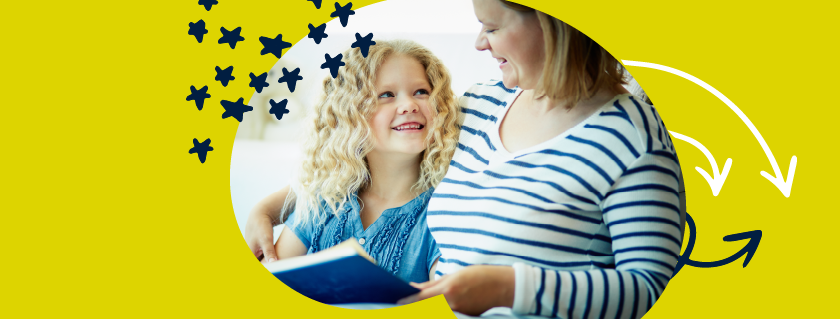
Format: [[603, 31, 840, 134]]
[[669, 131, 732, 196], [623, 60, 797, 197]]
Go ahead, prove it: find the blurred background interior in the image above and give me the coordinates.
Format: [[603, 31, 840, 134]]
[[230, 0, 649, 240]]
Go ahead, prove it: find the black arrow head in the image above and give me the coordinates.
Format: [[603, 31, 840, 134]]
[[723, 230, 762, 267]]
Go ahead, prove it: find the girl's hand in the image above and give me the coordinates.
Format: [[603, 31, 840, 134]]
[[244, 186, 293, 262], [244, 210, 278, 262], [397, 265, 515, 316]]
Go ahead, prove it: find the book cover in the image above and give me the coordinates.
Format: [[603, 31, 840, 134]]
[[265, 239, 421, 305]]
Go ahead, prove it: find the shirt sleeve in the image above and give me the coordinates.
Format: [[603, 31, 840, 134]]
[[511, 152, 682, 318], [284, 209, 314, 249], [423, 220, 442, 277]]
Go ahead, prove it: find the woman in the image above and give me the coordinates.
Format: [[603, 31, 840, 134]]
[[246, 0, 684, 317], [395, 0, 683, 318]]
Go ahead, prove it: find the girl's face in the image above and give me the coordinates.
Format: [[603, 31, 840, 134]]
[[472, 0, 545, 90], [368, 54, 434, 159]]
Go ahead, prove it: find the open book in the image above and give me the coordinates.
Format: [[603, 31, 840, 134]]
[[265, 238, 420, 304]]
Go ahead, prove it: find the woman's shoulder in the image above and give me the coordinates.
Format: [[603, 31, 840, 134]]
[[459, 80, 518, 129], [465, 79, 518, 95], [460, 80, 518, 111], [590, 93, 677, 156]]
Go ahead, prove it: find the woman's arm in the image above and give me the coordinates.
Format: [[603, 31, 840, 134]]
[[244, 185, 294, 261], [401, 152, 681, 318], [401, 265, 515, 315], [505, 152, 681, 318]]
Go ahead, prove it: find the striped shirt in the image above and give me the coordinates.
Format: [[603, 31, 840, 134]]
[[427, 81, 683, 318]]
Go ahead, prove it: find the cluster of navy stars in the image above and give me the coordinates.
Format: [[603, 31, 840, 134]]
[[186, 0, 376, 163]]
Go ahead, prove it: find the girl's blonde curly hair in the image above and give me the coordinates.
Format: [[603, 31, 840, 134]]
[[291, 39, 459, 226]]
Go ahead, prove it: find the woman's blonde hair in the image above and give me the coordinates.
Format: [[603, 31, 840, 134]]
[[291, 39, 459, 226], [500, 0, 626, 108]]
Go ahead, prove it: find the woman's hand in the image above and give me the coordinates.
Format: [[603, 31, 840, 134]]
[[244, 186, 292, 262], [397, 265, 515, 316]]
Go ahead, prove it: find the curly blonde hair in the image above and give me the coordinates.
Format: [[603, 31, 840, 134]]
[[291, 39, 459, 226]]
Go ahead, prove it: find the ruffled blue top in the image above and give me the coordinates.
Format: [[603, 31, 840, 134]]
[[285, 188, 440, 284]]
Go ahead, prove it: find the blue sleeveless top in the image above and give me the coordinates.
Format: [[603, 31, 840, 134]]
[[285, 188, 440, 284]]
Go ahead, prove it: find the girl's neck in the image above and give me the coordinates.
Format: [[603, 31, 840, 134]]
[[361, 151, 422, 205]]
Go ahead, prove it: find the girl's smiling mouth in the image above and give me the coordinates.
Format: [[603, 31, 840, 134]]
[[392, 122, 425, 131]]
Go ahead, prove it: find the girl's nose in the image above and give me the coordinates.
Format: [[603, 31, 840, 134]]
[[397, 99, 419, 114]]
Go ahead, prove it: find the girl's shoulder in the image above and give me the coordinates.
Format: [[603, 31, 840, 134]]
[[393, 187, 435, 219]]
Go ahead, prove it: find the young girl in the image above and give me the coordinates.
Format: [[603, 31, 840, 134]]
[[262, 39, 459, 284]]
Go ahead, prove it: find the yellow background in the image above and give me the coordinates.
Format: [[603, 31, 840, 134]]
[[2, 0, 837, 318]]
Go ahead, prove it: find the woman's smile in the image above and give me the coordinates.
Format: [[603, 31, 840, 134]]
[[473, 0, 545, 90], [495, 56, 508, 69]]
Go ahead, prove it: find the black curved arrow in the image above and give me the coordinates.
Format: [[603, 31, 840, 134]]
[[673, 212, 763, 276]]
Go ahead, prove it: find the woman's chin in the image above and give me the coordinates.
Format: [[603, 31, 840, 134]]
[[500, 77, 517, 90]]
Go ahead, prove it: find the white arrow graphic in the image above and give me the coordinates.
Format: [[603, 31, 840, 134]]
[[669, 131, 732, 196], [622, 60, 797, 197]]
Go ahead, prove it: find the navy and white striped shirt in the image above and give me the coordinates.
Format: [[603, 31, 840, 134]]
[[427, 81, 682, 318]]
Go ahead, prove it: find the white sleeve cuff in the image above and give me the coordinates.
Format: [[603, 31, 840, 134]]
[[512, 262, 536, 315]]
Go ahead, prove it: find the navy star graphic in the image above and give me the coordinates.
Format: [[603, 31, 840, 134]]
[[218, 26, 245, 49], [249, 72, 269, 93], [189, 138, 214, 163], [259, 34, 292, 59], [320, 53, 345, 78], [277, 67, 303, 92], [307, 0, 322, 9], [351, 32, 375, 58], [330, 2, 355, 27], [307, 23, 328, 44], [269, 99, 290, 120], [215, 66, 235, 87], [186, 85, 211, 110], [198, 0, 217, 11], [220, 98, 254, 122], [188, 19, 208, 43]]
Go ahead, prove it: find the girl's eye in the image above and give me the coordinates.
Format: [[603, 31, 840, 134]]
[[485, 29, 497, 34], [414, 89, 430, 96], [378, 92, 394, 98]]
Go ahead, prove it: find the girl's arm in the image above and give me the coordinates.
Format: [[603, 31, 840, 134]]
[[273, 224, 308, 260], [428, 258, 439, 281], [244, 185, 295, 261]]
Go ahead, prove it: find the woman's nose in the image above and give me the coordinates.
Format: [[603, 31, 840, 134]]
[[475, 32, 488, 51]]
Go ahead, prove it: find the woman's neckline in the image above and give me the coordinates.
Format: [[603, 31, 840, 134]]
[[490, 90, 630, 158]]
